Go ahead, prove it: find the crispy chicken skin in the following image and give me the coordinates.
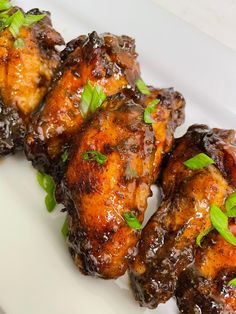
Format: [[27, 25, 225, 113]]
[[176, 227, 236, 314], [62, 87, 185, 279], [25, 32, 140, 176], [130, 124, 236, 309], [0, 7, 64, 156]]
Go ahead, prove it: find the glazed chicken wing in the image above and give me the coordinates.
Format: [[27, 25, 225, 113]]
[[130, 125, 236, 309], [0, 6, 64, 155], [25, 32, 140, 177], [176, 227, 236, 314], [62, 87, 185, 279]]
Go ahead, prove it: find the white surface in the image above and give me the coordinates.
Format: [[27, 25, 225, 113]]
[[0, 1, 236, 314], [154, 0, 236, 52]]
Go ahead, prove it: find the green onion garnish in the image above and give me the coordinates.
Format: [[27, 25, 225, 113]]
[[61, 216, 69, 238], [225, 192, 236, 217], [90, 85, 106, 113], [196, 226, 214, 247], [183, 153, 214, 170], [144, 99, 160, 124], [136, 78, 150, 95], [228, 278, 236, 286], [210, 204, 236, 246], [22, 14, 46, 27], [123, 212, 142, 230], [8, 10, 25, 38], [80, 82, 93, 118], [196, 196, 236, 247], [0, 8, 45, 39], [14, 37, 24, 48], [80, 81, 106, 118], [45, 193, 56, 213], [0, 0, 11, 11], [61, 149, 69, 163], [82, 150, 107, 165], [37, 171, 57, 212], [0, 12, 11, 32]]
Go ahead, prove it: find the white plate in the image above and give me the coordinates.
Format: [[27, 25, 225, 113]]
[[0, 1, 236, 314]]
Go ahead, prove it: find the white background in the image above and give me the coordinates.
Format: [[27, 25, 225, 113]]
[[155, 0, 236, 51]]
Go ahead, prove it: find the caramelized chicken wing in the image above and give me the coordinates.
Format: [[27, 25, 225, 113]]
[[130, 124, 236, 308], [0, 7, 64, 155], [62, 87, 185, 279], [176, 226, 236, 314], [25, 32, 140, 176]]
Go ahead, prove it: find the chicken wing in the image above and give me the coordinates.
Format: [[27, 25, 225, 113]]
[[130, 124, 236, 308], [0, 6, 64, 155], [62, 87, 185, 279], [25, 32, 140, 177], [176, 226, 236, 314]]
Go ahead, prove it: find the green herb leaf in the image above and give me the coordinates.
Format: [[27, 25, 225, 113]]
[[37, 171, 55, 194], [0, 12, 11, 32], [61, 149, 69, 163], [8, 10, 25, 38], [82, 150, 107, 165], [0, 9, 45, 37], [183, 153, 215, 170], [210, 204, 236, 246], [225, 192, 236, 217], [45, 193, 56, 213], [61, 216, 69, 238], [37, 171, 57, 212], [79, 82, 93, 118], [227, 207, 236, 218], [144, 99, 160, 124], [123, 212, 142, 230], [90, 85, 106, 113], [14, 37, 24, 48], [228, 278, 236, 286], [0, 0, 11, 11], [37, 171, 45, 189], [196, 226, 214, 247], [23, 14, 45, 27], [136, 78, 150, 95], [80, 81, 106, 118]]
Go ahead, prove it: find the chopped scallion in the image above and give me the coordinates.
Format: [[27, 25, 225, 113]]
[[196, 226, 214, 247], [210, 204, 236, 246], [183, 153, 214, 170], [90, 85, 106, 113], [123, 212, 142, 230], [37, 171, 57, 212], [0, 8, 46, 39], [45, 193, 56, 213], [136, 78, 150, 95], [80, 81, 106, 118], [225, 192, 236, 217], [61, 216, 69, 238], [228, 278, 236, 286], [144, 99, 160, 124], [8, 10, 25, 38], [23, 14, 45, 27], [61, 149, 69, 163], [0, 0, 11, 11], [82, 150, 107, 165]]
